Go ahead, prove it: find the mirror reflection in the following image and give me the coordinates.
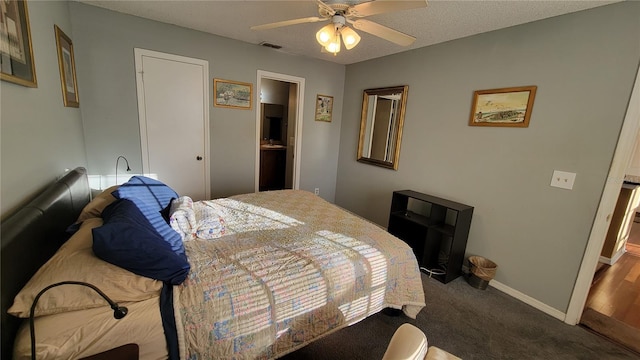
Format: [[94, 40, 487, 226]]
[[261, 103, 284, 142], [357, 85, 408, 170]]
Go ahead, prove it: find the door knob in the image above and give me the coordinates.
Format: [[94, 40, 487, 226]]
[[196, 156, 203, 161]]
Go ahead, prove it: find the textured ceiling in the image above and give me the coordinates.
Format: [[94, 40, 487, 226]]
[[76, 0, 622, 65]]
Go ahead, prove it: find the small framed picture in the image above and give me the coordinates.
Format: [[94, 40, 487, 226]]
[[315, 94, 333, 122], [213, 78, 253, 110], [469, 86, 537, 127], [0, 0, 37, 87], [54, 25, 79, 107]]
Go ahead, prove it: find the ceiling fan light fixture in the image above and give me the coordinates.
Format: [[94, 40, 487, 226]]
[[325, 31, 341, 55], [253, 1, 426, 57], [316, 23, 335, 47], [340, 26, 360, 50]]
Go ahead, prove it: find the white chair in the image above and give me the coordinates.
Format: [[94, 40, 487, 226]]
[[382, 323, 428, 360], [382, 323, 461, 360]]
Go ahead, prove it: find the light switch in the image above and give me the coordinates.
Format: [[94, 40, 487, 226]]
[[550, 170, 576, 190]]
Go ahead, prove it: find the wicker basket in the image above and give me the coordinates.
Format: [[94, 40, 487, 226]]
[[467, 256, 497, 290]]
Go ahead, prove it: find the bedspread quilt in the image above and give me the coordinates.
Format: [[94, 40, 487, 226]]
[[174, 190, 425, 360]]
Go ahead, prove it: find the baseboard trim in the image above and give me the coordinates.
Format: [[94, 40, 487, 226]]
[[489, 280, 566, 321], [599, 247, 626, 265], [599, 255, 613, 265]]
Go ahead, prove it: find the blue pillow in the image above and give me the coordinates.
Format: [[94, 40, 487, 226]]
[[92, 199, 190, 285], [112, 176, 183, 256]]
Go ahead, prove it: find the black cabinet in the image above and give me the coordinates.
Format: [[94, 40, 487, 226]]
[[388, 190, 473, 283], [259, 148, 286, 191]]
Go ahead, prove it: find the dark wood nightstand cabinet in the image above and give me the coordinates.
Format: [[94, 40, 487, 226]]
[[80, 344, 139, 360], [388, 190, 473, 283]]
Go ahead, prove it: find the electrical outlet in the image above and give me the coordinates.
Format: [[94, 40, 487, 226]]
[[550, 170, 576, 190], [314, 188, 320, 195]]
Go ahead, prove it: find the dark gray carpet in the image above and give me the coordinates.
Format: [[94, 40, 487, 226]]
[[280, 274, 640, 359]]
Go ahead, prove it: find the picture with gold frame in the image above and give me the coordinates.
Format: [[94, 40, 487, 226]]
[[213, 78, 253, 110], [54, 25, 79, 107], [315, 94, 333, 122], [0, 0, 37, 87], [469, 86, 537, 127]]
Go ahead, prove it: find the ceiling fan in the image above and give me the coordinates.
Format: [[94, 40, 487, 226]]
[[250, 0, 428, 55]]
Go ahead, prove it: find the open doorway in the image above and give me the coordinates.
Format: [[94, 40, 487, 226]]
[[627, 217, 640, 255], [565, 64, 640, 350], [579, 130, 640, 352], [580, 191, 640, 353], [255, 71, 305, 192]]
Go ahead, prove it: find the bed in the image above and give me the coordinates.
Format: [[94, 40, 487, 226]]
[[1, 167, 425, 359]]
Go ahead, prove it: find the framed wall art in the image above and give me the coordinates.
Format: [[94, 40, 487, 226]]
[[54, 25, 79, 107], [0, 0, 37, 87], [469, 86, 537, 127], [315, 94, 333, 122], [213, 78, 253, 110]]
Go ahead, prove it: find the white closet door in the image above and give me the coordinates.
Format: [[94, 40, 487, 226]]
[[135, 49, 210, 200]]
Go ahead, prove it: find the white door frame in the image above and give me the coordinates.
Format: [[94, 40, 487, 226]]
[[255, 70, 305, 192], [134, 48, 211, 198], [565, 64, 640, 325]]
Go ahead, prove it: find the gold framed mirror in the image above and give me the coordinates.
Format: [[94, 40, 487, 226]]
[[357, 85, 409, 170]]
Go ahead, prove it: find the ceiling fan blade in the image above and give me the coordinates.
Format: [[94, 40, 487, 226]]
[[348, 0, 427, 18], [316, 0, 336, 16], [251, 17, 324, 31], [351, 19, 416, 46]]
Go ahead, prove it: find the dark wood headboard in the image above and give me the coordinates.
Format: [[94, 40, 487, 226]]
[[1, 167, 91, 360]]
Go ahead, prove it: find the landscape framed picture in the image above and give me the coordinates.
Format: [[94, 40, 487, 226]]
[[54, 25, 79, 107], [469, 86, 537, 127], [315, 94, 333, 122], [0, 0, 37, 87], [213, 78, 253, 110]]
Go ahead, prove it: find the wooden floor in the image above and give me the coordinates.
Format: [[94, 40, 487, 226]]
[[584, 221, 640, 330]]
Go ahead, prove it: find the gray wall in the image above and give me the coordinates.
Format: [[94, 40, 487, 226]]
[[335, 2, 640, 313], [3, 0, 637, 316], [0, 1, 87, 218], [68, 2, 344, 201]]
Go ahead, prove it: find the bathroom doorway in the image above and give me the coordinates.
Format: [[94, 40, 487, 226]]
[[255, 71, 305, 192]]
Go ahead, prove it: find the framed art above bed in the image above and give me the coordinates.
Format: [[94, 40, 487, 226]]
[[54, 25, 79, 107], [0, 0, 37, 87]]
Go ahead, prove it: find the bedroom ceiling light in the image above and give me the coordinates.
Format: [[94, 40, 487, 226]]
[[340, 26, 361, 50], [252, 0, 425, 59], [315, 14, 360, 55]]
